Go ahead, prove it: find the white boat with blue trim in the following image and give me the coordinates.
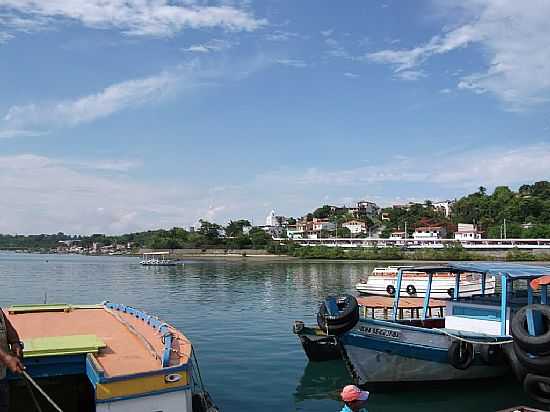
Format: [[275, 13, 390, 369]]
[[4, 302, 217, 412], [140, 252, 184, 266], [355, 266, 496, 299]]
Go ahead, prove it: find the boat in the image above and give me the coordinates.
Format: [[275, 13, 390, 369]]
[[140, 251, 184, 266], [294, 263, 550, 404], [355, 265, 496, 299], [5, 302, 217, 412]]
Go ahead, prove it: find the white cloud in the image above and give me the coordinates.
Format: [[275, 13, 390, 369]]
[[182, 38, 237, 53], [365, 0, 550, 108], [439, 88, 452, 94], [320, 29, 333, 37], [259, 144, 550, 189], [343, 72, 359, 79], [265, 30, 301, 42], [0, 63, 212, 137], [0, 31, 13, 42], [394, 70, 425, 81], [0, 0, 266, 38], [275, 59, 307, 68]]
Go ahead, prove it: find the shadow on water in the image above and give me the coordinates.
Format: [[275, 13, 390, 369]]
[[294, 360, 351, 403]]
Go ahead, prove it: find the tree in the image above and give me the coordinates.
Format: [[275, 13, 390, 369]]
[[478, 186, 487, 196], [225, 220, 251, 237]]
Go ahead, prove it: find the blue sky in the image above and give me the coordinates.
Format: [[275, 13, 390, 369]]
[[1, 0, 549, 234]]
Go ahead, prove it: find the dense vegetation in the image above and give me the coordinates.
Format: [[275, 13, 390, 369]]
[[380, 181, 550, 238]]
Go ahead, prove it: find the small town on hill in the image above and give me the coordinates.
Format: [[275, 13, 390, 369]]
[[1, 181, 549, 260]]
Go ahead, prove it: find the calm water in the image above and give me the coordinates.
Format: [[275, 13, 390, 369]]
[[0, 253, 538, 411]]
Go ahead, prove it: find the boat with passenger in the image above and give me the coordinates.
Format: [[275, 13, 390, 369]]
[[4, 302, 217, 412], [355, 265, 496, 298], [140, 251, 184, 266], [294, 263, 550, 404]]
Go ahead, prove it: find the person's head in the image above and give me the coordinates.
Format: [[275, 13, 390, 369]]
[[341, 385, 369, 411]]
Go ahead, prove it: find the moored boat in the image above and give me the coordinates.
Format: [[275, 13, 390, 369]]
[[355, 265, 496, 299], [140, 251, 184, 266], [4, 302, 217, 412]]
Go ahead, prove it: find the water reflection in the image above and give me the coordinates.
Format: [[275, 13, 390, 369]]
[[294, 361, 350, 402]]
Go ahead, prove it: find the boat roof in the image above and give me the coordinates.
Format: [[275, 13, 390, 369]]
[[402, 262, 550, 279], [4, 303, 191, 378], [143, 251, 170, 255]]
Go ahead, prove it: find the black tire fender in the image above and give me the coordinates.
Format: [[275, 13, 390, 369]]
[[511, 304, 550, 356], [480, 344, 505, 366], [386, 285, 396, 296], [523, 373, 550, 404], [406, 284, 416, 295], [503, 343, 527, 383], [317, 295, 360, 336], [513, 342, 550, 375], [448, 340, 474, 370]]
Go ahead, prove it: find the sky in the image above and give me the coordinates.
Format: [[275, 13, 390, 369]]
[[1, 0, 550, 234]]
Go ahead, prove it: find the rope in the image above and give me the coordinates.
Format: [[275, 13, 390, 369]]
[[22, 370, 63, 412], [24, 376, 43, 412], [435, 328, 514, 345]]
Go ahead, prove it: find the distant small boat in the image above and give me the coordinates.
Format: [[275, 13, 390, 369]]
[[140, 252, 184, 266], [355, 266, 496, 299]]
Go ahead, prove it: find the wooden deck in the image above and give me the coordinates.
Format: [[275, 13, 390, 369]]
[[5, 306, 191, 378], [357, 295, 447, 319]]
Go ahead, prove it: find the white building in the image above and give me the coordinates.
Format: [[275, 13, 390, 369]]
[[389, 231, 406, 240], [413, 226, 447, 239], [454, 223, 482, 240], [350, 200, 380, 219], [433, 200, 454, 217], [312, 218, 336, 232], [342, 220, 367, 235]]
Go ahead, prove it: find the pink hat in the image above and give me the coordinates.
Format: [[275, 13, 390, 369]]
[[341, 385, 370, 402]]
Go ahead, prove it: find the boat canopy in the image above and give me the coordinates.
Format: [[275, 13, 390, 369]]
[[397, 262, 550, 279]]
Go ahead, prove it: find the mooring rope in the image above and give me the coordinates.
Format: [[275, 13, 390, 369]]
[[22, 370, 64, 412]]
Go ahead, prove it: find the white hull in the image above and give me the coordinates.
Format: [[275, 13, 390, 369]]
[[97, 389, 192, 412], [356, 271, 496, 299]]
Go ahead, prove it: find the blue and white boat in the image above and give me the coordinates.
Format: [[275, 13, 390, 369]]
[[298, 263, 550, 403], [340, 264, 550, 386]]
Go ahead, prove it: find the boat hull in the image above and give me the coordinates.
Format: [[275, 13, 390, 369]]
[[340, 318, 509, 384]]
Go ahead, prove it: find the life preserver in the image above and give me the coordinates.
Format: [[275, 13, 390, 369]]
[[317, 295, 360, 336], [386, 285, 396, 296], [513, 342, 550, 375], [480, 344, 505, 366], [511, 304, 550, 355], [447, 288, 455, 298], [523, 374, 550, 404], [448, 341, 474, 370], [406, 284, 416, 295]]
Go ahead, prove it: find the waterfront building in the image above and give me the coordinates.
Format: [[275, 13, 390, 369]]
[[454, 223, 483, 240], [413, 226, 447, 239], [342, 220, 367, 235], [389, 231, 406, 240]]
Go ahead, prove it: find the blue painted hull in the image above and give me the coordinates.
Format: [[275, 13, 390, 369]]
[[340, 318, 509, 384]]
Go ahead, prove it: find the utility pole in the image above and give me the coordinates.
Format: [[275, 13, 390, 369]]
[[504, 219, 507, 239], [404, 221, 407, 239]]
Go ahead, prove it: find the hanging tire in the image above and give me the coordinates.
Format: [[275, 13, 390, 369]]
[[386, 285, 396, 296], [513, 342, 550, 375], [448, 341, 474, 370], [480, 344, 505, 366], [406, 284, 416, 295], [317, 295, 359, 336], [511, 304, 550, 356], [503, 343, 527, 383], [447, 288, 455, 298], [523, 374, 550, 404]]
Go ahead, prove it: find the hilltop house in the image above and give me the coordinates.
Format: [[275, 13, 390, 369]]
[[342, 220, 367, 236], [454, 223, 482, 240]]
